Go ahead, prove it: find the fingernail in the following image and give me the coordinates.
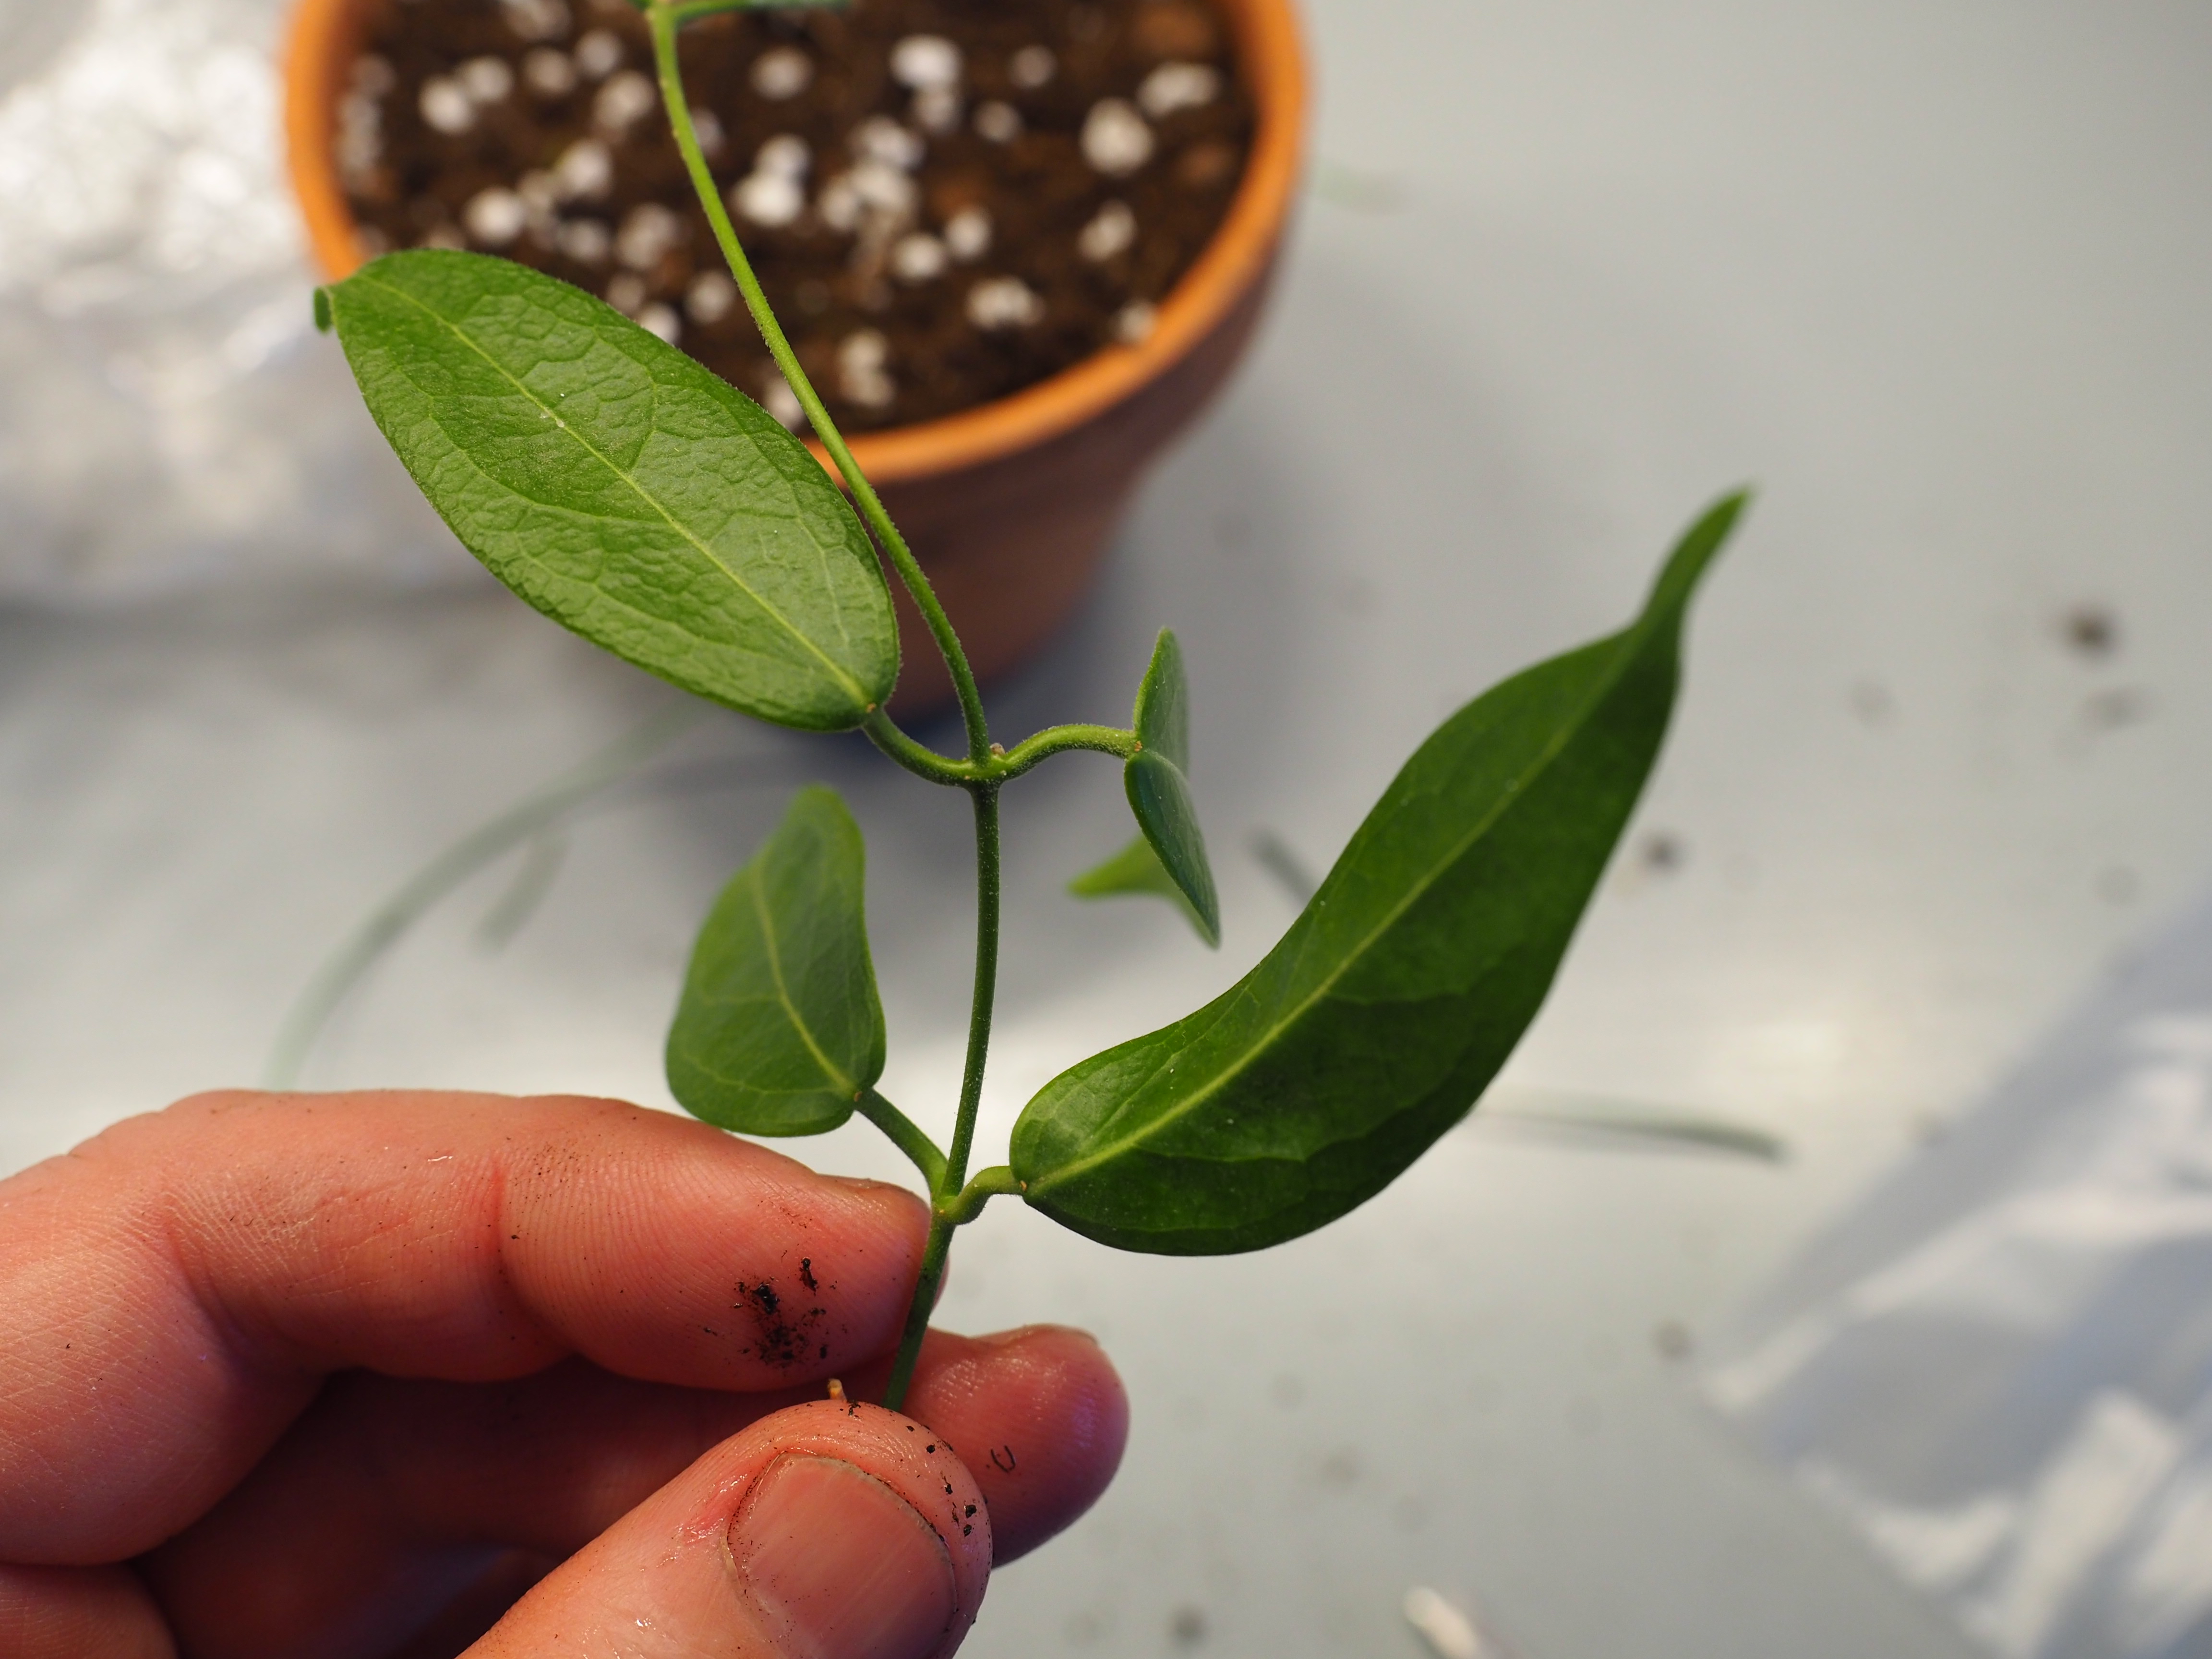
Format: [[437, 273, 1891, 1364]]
[[731, 1455, 956, 1659]]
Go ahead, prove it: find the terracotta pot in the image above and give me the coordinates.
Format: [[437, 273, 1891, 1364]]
[[285, 0, 1307, 714]]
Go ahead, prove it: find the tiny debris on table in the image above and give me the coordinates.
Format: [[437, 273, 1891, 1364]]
[[1404, 1586, 1522, 1659]]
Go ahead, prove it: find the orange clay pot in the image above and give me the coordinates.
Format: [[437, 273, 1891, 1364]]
[[286, 0, 1307, 715]]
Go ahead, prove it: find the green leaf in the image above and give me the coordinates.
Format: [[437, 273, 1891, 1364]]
[[666, 786, 885, 1135], [321, 250, 897, 732], [1009, 493, 1746, 1254], [1069, 835, 1214, 943], [1123, 630, 1220, 945]]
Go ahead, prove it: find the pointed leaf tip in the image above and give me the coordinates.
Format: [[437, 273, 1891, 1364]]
[[1122, 629, 1219, 943], [1644, 489, 1750, 618], [1132, 629, 1191, 771], [1011, 494, 1743, 1254], [1069, 834, 1217, 946]]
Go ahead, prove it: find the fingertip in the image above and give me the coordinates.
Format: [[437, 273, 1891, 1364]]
[[0, 1565, 174, 1659], [474, 1397, 990, 1659], [901, 1325, 1128, 1563]]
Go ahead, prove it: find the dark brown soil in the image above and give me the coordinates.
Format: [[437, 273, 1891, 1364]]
[[340, 0, 1253, 431]]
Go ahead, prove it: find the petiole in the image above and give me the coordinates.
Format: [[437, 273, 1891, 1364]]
[[936, 1165, 1022, 1226], [864, 710, 1137, 789], [855, 1088, 946, 1189]]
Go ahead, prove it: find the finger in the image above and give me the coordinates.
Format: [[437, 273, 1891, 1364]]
[[143, 1328, 1123, 1656], [470, 1398, 991, 1659], [891, 1327, 1128, 1563], [0, 1090, 926, 1563], [0, 1565, 175, 1659]]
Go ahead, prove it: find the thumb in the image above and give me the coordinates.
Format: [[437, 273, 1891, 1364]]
[[468, 1397, 992, 1659]]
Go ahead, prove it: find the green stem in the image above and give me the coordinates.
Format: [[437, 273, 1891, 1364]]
[[993, 722, 1139, 780], [937, 1165, 1021, 1226], [855, 1088, 947, 1189], [864, 710, 1137, 789], [881, 1212, 953, 1411], [862, 709, 973, 787], [646, 9, 1022, 1416], [882, 781, 1001, 1412], [943, 784, 1002, 1191], [646, 5, 992, 766]]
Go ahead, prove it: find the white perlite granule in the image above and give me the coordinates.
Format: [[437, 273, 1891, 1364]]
[[846, 158, 917, 220], [685, 269, 736, 324], [750, 46, 813, 100], [614, 202, 681, 270], [942, 204, 991, 261], [1113, 299, 1157, 344], [912, 85, 962, 136], [418, 76, 474, 135], [457, 55, 514, 105], [761, 377, 805, 430], [462, 186, 527, 246], [551, 138, 612, 202], [1078, 199, 1135, 262], [755, 134, 809, 179], [816, 174, 861, 233], [554, 217, 610, 264], [499, 0, 570, 44], [636, 301, 680, 344], [849, 115, 924, 171], [572, 28, 622, 79], [522, 47, 576, 97], [731, 169, 802, 228], [836, 329, 894, 409], [890, 232, 948, 283], [592, 71, 656, 135], [1081, 98, 1153, 175], [336, 92, 380, 183], [890, 35, 961, 91], [1009, 45, 1056, 89], [1137, 61, 1221, 120], [973, 100, 1021, 144], [966, 276, 1044, 330], [517, 169, 558, 219]]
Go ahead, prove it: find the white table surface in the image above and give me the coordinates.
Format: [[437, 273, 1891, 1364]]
[[5, 3, 2212, 1655]]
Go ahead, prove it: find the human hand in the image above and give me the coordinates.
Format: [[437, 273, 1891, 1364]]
[[0, 1091, 1127, 1658]]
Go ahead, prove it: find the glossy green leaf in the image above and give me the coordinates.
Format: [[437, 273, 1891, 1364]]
[[1069, 834, 1213, 943], [1123, 630, 1220, 945], [322, 250, 897, 732], [666, 786, 885, 1135], [1010, 493, 1746, 1253]]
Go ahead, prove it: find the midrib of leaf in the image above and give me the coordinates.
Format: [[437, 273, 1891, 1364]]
[[358, 272, 869, 708], [744, 866, 854, 1094], [1026, 620, 1657, 1198]]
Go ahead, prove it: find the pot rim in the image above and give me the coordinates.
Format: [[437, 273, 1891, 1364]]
[[285, 0, 1307, 486]]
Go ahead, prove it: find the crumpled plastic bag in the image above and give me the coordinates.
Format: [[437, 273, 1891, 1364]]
[[1706, 890, 2212, 1659], [0, 0, 462, 601]]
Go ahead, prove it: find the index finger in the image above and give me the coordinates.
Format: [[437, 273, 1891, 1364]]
[[0, 1089, 926, 1563]]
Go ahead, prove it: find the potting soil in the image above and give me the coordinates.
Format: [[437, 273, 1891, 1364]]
[[339, 0, 1255, 431]]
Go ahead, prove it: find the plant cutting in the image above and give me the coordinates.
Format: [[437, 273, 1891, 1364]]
[[313, 0, 1745, 1415]]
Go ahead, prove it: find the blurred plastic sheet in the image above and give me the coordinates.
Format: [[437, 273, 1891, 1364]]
[[0, 0, 463, 600], [1707, 891, 2212, 1659]]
